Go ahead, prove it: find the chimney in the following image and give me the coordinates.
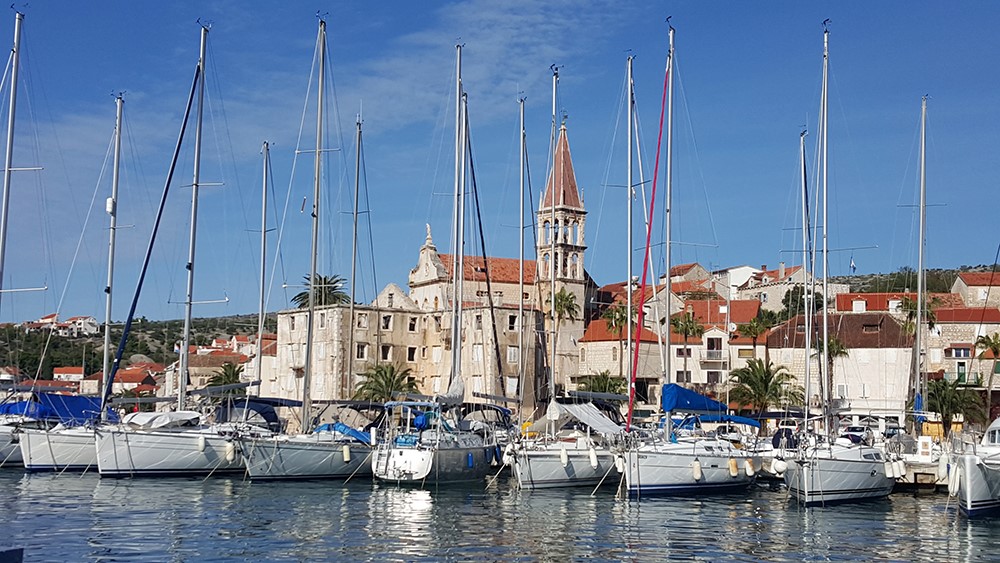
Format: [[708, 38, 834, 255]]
[[779, 262, 786, 279], [761, 264, 767, 272]]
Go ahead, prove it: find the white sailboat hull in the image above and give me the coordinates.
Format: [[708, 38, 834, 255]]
[[783, 444, 894, 506], [374, 431, 490, 485], [954, 453, 1000, 517], [513, 442, 616, 489], [243, 434, 372, 480], [19, 427, 97, 472], [620, 440, 759, 497], [95, 427, 243, 478], [0, 425, 22, 466]]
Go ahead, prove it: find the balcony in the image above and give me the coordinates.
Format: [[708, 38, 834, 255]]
[[699, 349, 729, 366], [942, 371, 985, 387]]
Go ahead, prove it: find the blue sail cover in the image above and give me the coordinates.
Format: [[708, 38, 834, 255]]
[[35, 393, 118, 425], [0, 400, 55, 419], [660, 384, 727, 414], [674, 414, 761, 429]]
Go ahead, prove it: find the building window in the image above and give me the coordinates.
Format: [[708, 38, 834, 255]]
[[836, 384, 848, 399], [860, 384, 870, 398], [760, 293, 768, 303], [580, 348, 586, 363], [381, 315, 392, 331], [357, 313, 368, 329], [434, 316, 442, 331], [888, 299, 902, 312], [475, 314, 483, 330], [421, 346, 428, 359], [356, 343, 368, 360], [795, 324, 805, 333], [676, 371, 692, 383], [380, 345, 392, 361], [508, 314, 517, 331], [737, 348, 754, 359], [675, 348, 692, 358], [432, 346, 443, 363], [507, 346, 519, 364], [979, 288, 989, 301], [408, 317, 418, 332], [407, 347, 417, 362], [318, 312, 326, 328], [472, 344, 483, 362], [946, 347, 971, 358], [289, 315, 296, 331], [707, 371, 721, 384], [611, 347, 618, 362], [387, 293, 394, 308]]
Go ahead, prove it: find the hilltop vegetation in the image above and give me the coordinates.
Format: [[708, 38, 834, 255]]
[[830, 264, 1000, 294]]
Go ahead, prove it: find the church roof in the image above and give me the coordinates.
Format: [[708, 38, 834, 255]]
[[439, 254, 537, 285], [540, 124, 584, 210]]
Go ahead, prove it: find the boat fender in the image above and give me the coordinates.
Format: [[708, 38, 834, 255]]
[[937, 453, 949, 481], [494, 445, 502, 466], [502, 444, 515, 466], [197, 435, 207, 453], [560, 444, 569, 467], [948, 462, 960, 497], [728, 457, 739, 478], [485, 446, 494, 465], [588, 446, 599, 469], [744, 458, 755, 477], [895, 459, 906, 478], [771, 458, 788, 476], [614, 455, 625, 474], [225, 441, 237, 463], [884, 461, 895, 479], [467, 452, 475, 469], [342, 444, 352, 463], [692, 458, 703, 481]]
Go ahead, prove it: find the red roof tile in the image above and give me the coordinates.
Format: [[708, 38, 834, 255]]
[[439, 254, 536, 285], [835, 292, 964, 311], [680, 299, 761, 326], [540, 124, 583, 210], [935, 307, 1000, 323], [958, 272, 1000, 287], [580, 318, 660, 343], [53, 367, 85, 376]]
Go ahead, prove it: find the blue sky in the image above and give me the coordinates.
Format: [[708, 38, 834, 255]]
[[0, 2, 996, 323]]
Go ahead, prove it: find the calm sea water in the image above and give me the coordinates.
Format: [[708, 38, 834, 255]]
[[1, 470, 996, 562]]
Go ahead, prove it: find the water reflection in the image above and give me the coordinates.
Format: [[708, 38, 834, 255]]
[[1, 471, 1000, 561]]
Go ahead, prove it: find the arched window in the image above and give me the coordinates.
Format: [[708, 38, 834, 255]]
[[611, 347, 618, 362], [542, 221, 551, 245], [570, 253, 580, 279]]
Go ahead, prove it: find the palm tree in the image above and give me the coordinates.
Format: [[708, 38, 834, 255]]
[[577, 370, 626, 400], [976, 333, 1000, 420], [670, 311, 704, 385], [737, 317, 769, 357], [291, 274, 350, 309], [926, 377, 985, 437], [900, 295, 940, 336], [548, 287, 579, 389], [602, 303, 634, 379], [812, 335, 848, 411], [353, 363, 417, 403], [728, 359, 803, 435], [208, 362, 245, 390]]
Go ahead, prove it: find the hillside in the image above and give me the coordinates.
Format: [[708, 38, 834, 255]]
[[830, 264, 1000, 294]]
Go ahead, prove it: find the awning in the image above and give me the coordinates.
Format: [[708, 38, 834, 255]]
[[556, 402, 623, 435]]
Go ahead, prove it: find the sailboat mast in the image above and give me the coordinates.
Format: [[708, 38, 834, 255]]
[[626, 55, 635, 405], [800, 130, 812, 430], [820, 25, 830, 434], [448, 45, 464, 395], [256, 141, 270, 389], [517, 96, 526, 405], [0, 11, 23, 315], [915, 96, 927, 407], [547, 66, 558, 402], [302, 19, 326, 431], [101, 95, 124, 423], [346, 117, 361, 399], [663, 25, 674, 387], [178, 24, 209, 410]]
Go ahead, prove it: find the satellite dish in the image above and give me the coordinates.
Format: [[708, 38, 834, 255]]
[[728, 323, 738, 333]]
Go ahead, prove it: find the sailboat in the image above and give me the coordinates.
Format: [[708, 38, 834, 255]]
[[241, 20, 379, 480], [782, 24, 895, 506], [373, 45, 503, 486], [18, 95, 128, 472], [509, 68, 621, 490], [95, 24, 263, 478]]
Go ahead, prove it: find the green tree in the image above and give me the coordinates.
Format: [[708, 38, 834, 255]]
[[353, 363, 417, 402], [548, 287, 579, 388], [737, 317, 769, 357], [729, 359, 803, 434], [976, 333, 1000, 420], [780, 286, 823, 321], [209, 362, 244, 389], [926, 377, 985, 437], [670, 311, 704, 385], [292, 274, 350, 309], [900, 295, 940, 336], [601, 303, 634, 379], [812, 336, 848, 430], [577, 370, 626, 399]]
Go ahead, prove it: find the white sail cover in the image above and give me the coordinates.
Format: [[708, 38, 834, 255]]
[[527, 402, 621, 436], [122, 411, 201, 429]]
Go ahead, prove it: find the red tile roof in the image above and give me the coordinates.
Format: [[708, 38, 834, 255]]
[[680, 299, 761, 326], [580, 318, 660, 343], [745, 265, 803, 286], [439, 254, 537, 284], [53, 367, 85, 376], [958, 272, 1000, 287], [670, 263, 699, 277], [187, 354, 248, 368], [835, 292, 964, 311], [766, 313, 911, 349], [540, 124, 583, 210], [935, 307, 1000, 324]]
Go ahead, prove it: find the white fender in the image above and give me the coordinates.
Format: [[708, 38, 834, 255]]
[[771, 458, 788, 475], [884, 461, 895, 479], [589, 447, 599, 469], [948, 461, 961, 497], [342, 444, 352, 463], [937, 453, 949, 481], [614, 455, 625, 474], [895, 459, 906, 479], [744, 458, 755, 477], [197, 435, 207, 453], [728, 457, 739, 478], [692, 458, 703, 481], [225, 441, 236, 463], [560, 444, 569, 467]]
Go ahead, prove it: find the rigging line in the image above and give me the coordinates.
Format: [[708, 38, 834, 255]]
[[591, 69, 629, 274], [361, 127, 379, 313], [673, 59, 719, 255], [629, 40, 670, 428], [464, 105, 505, 392]]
